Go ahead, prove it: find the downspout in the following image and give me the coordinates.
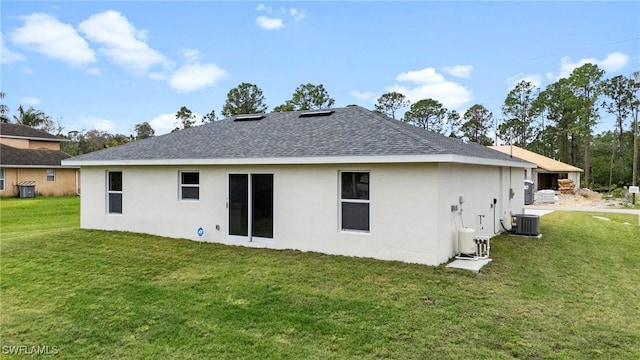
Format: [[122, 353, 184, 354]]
[[15, 168, 20, 197], [499, 165, 514, 233], [509, 146, 515, 204], [75, 170, 81, 196]]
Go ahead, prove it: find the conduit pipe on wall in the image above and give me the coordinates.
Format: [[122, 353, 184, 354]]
[[75, 170, 81, 195], [458, 195, 465, 228]]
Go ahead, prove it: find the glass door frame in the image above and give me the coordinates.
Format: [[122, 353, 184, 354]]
[[226, 172, 274, 243]]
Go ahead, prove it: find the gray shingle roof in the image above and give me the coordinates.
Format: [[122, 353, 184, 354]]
[[0, 144, 71, 166], [65, 106, 528, 165], [0, 123, 63, 141]]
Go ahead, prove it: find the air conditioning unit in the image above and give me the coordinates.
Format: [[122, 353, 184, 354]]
[[513, 214, 540, 236]]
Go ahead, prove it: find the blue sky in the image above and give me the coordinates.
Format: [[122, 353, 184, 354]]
[[1, 1, 639, 136]]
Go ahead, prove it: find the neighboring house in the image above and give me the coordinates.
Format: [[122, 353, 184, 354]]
[[63, 106, 533, 266], [0, 123, 80, 196], [489, 145, 583, 191]]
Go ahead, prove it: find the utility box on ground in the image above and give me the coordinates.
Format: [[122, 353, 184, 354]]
[[17, 181, 36, 198], [513, 214, 540, 236]]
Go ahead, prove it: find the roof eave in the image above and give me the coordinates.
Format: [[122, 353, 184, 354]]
[[536, 167, 584, 173], [62, 154, 535, 168], [0, 164, 80, 169], [0, 135, 66, 142]]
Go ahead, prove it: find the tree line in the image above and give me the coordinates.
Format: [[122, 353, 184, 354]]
[[1, 63, 638, 189]]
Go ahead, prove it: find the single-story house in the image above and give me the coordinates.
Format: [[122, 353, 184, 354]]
[[489, 145, 583, 191], [63, 106, 533, 266], [1, 123, 80, 196]]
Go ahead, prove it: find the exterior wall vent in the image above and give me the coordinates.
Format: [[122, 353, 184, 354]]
[[234, 114, 265, 121], [299, 110, 334, 118]]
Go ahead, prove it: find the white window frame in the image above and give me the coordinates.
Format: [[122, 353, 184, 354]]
[[179, 171, 200, 201], [0, 168, 4, 191], [339, 171, 371, 233], [46, 168, 56, 182], [107, 171, 123, 215]]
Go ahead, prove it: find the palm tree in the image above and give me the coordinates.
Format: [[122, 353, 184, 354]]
[[13, 105, 51, 128], [0, 91, 9, 123]]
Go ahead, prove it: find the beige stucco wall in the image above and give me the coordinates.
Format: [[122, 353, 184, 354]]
[[29, 140, 60, 150], [0, 137, 60, 150], [0, 167, 80, 196], [1, 137, 30, 149], [79, 163, 526, 266]]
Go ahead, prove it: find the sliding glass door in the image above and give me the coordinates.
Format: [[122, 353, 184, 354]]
[[228, 174, 273, 240]]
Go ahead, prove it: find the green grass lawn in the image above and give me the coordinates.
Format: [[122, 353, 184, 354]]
[[1, 197, 639, 359]]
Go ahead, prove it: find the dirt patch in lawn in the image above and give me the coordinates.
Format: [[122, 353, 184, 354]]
[[534, 188, 627, 209]]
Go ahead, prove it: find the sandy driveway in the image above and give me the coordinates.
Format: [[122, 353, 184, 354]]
[[524, 189, 640, 223]]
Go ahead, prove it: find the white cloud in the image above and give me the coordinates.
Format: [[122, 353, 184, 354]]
[[180, 48, 201, 62], [149, 113, 177, 135], [169, 63, 227, 92], [506, 73, 542, 89], [1, 33, 25, 64], [440, 65, 473, 79], [256, 4, 270, 12], [9, 13, 95, 66], [256, 16, 284, 30], [397, 68, 446, 84], [599, 52, 629, 72], [78, 10, 169, 75], [290, 8, 306, 21], [149, 111, 203, 135], [255, 5, 305, 30], [165, 47, 227, 92], [349, 91, 376, 101], [387, 67, 473, 110], [20, 96, 41, 105], [81, 116, 116, 132], [557, 52, 629, 79]]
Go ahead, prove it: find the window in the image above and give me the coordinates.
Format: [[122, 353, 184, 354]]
[[46, 168, 56, 182], [180, 172, 199, 200], [340, 172, 370, 232], [0, 168, 4, 191], [107, 171, 122, 214]]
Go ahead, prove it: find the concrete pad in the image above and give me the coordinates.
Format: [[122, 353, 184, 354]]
[[524, 208, 554, 216], [446, 258, 492, 273], [509, 233, 543, 239]]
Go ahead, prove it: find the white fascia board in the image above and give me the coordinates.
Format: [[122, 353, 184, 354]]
[[447, 155, 536, 169], [63, 154, 535, 168]]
